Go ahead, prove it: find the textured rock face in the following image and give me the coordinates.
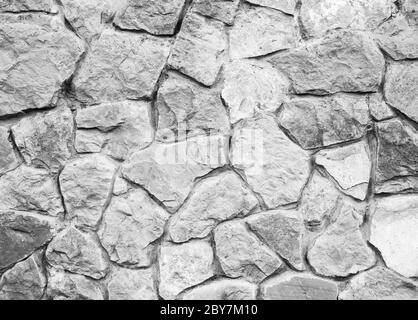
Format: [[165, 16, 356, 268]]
[[231, 114, 310, 208], [0, 0, 57, 13], [246, 0, 296, 14], [99, 188, 169, 267], [261, 273, 338, 300], [230, 5, 297, 59], [370, 195, 418, 278], [0, 13, 84, 116], [168, 12, 226, 86], [193, 0, 240, 25], [279, 94, 370, 149], [368, 93, 395, 121], [340, 267, 418, 300], [269, 30, 385, 95], [402, 0, 418, 25], [181, 279, 257, 300], [0, 127, 19, 175], [159, 240, 214, 299], [115, 0, 186, 35], [73, 29, 170, 104], [214, 220, 282, 283], [169, 171, 258, 243]]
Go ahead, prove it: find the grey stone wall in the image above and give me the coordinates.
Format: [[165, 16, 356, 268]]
[[0, 0, 417, 300]]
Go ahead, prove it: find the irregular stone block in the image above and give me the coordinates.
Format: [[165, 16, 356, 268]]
[[98, 188, 169, 267], [370, 195, 418, 278], [159, 240, 215, 299], [169, 171, 258, 243], [278, 94, 370, 149], [115, 0, 186, 35], [401, 0, 418, 25], [269, 30, 385, 95], [230, 114, 310, 208], [230, 5, 297, 59], [46, 226, 110, 279], [0, 13, 84, 116], [368, 93, 395, 121], [214, 220, 282, 283], [221, 60, 290, 124], [75, 130, 106, 154], [168, 12, 226, 86], [261, 272, 338, 300], [73, 29, 171, 104], [181, 279, 257, 300], [192, 0, 240, 25], [0, 126, 19, 176], [59, 154, 117, 228], [0, 0, 57, 13], [245, 0, 297, 14]]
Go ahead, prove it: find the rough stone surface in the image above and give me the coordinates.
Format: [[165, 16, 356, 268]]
[[107, 267, 157, 300], [261, 272, 338, 300], [402, 0, 418, 25], [115, 0, 186, 35], [340, 266, 418, 300], [0, 126, 19, 176], [315, 140, 371, 200], [384, 62, 418, 123], [370, 195, 418, 278], [122, 135, 228, 212], [246, 209, 304, 270], [222, 60, 290, 124], [98, 188, 169, 267], [368, 93, 395, 121], [156, 72, 230, 141], [0, 13, 84, 116], [46, 227, 110, 279], [75, 101, 154, 160], [246, 0, 296, 14], [168, 12, 226, 86], [269, 30, 385, 95], [230, 5, 297, 59], [12, 107, 73, 173], [214, 220, 282, 283], [181, 279, 257, 300], [193, 0, 240, 25], [59, 154, 117, 228], [231, 114, 310, 208], [159, 240, 215, 300], [279, 94, 370, 149], [0, 252, 46, 300], [169, 171, 258, 243], [73, 29, 170, 104], [0, 0, 57, 13]]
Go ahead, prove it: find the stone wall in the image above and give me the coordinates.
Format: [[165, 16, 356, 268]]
[[0, 0, 417, 300]]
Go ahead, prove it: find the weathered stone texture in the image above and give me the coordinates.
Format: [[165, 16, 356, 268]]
[[193, 0, 240, 25], [181, 279, 257, 300], [246, 0, 296, 14], [0, 127, 19, 176]]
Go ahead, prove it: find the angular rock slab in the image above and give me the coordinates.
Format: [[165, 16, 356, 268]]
[[73, 29, 171, 104], [368, 93, 395, 121], [279, 94, 370, 149], [115, 0, 186, 35], [370, 195, 418, 278], [0, 166, 63, 216], [384, 62, 418, 123], [12, 107, 74, 173], [159, 240, 215, 300], [0, 211, 56, 270], [0, 0, 57, 12], [61, 0, 125, 43], [214, 220, 282, 283], [156, 72, 230, 142], [168, 12, 226, 86], [169, 171, 258, 243], [269, 30, 385, 95], [192, 0, 240, 25], [261, 273, 338, 300], [75, 101, 154, 160], [299, 0, 396, 38], [46, 227, 110, 279], [107, 267, 157, 300], [231, 114, 310, 208], [375, 119, 418, 192], [340, 266, 418, 300], [230, 5, 297, 59], [245, 0, 297, 14], [59, 154, 117, 228], [0, 13, 84, 116], [0, 126, 19, 176], [246, 209, 304, 270], [316, 140, 371, 200], [0, 251, 46, 300], [46, 268, 104, 300], [221, 60, 290, 124], [307, 201, 376, 277], [98, 188, 169, 267], [181, 279, 257, 300], [122, 135, 229, 212]]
